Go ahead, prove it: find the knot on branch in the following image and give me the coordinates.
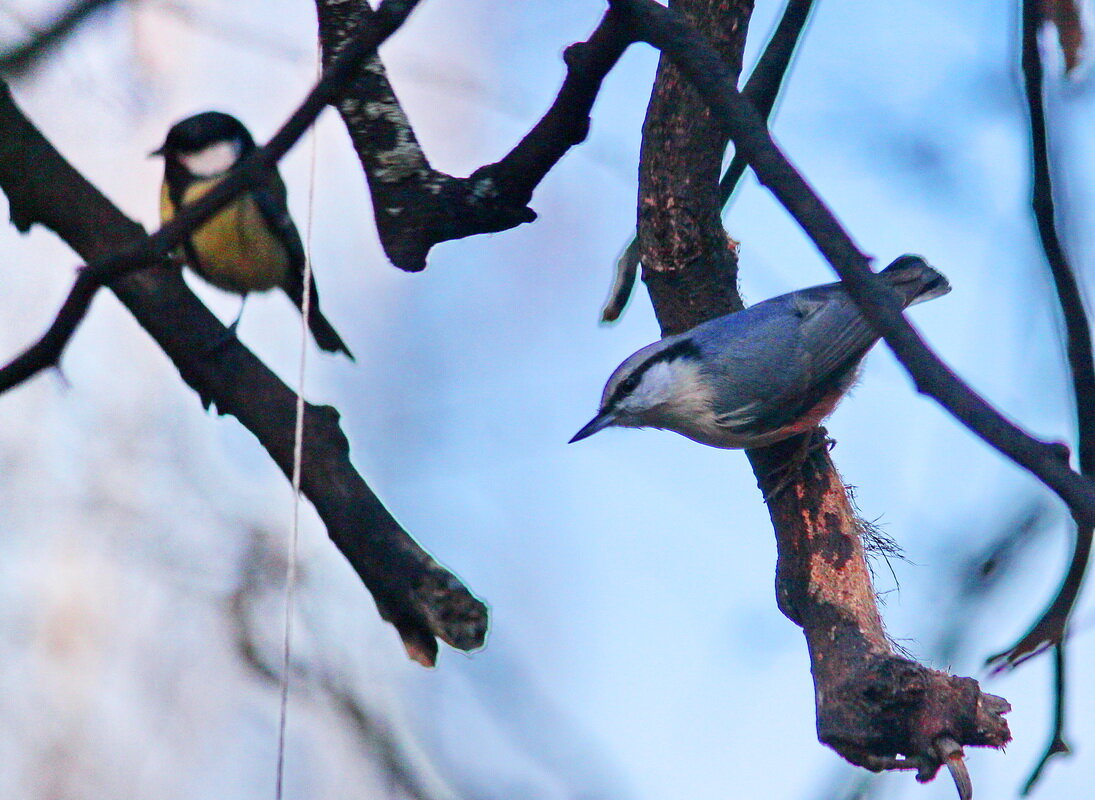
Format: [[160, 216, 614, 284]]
[[414, 567, 490, 653], [372, 172, 537, 272], [819, 655, 1011, 773]]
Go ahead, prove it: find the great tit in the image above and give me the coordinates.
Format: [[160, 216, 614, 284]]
[[153, 111, 354, 359]]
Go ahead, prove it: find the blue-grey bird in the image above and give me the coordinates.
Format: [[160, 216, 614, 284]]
[[153, 111, 354, 359], [570, 255, 950, 448]]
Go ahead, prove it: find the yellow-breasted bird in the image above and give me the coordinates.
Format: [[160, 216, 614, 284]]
[[153, 111, 354, 359]]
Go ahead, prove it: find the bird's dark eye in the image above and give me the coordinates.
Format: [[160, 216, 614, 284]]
[[618, 373, 640, 395]]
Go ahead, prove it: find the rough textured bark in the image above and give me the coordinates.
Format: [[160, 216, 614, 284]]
[[638, 0, 749, 331], [633, 0, 1008, 785], [316, 0, 631, 272]]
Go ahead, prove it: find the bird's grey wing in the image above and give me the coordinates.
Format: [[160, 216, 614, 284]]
[[702, 294, 876, 437], [791, 291, 879, 386], [698, 309, 806, 434]]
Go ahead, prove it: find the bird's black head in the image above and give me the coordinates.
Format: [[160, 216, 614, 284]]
[[152, 111, 255, 163]]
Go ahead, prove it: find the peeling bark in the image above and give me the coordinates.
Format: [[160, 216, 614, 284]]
[[632, 0, 1009, 786]]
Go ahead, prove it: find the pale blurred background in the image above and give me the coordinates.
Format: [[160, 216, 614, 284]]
[[0, 0, 1093, 798]]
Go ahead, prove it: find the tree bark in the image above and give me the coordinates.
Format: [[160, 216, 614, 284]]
[[634, 0, 1009, 784]]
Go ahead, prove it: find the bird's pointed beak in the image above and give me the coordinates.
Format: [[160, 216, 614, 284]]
[[569, 410, 616, 444], [149, 145, 165, 158]]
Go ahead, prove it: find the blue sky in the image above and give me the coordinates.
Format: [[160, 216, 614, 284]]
[[2, 1, 1095, 798]]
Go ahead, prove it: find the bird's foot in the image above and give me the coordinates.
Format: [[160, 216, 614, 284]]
[[761, 431, 834, 504]]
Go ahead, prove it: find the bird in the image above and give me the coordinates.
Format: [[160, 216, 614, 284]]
[[152, 111, 354, 359], [570, 255, 950, 449]]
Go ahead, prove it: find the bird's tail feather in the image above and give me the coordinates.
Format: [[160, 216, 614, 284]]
[[307, 308, 355, 360], [282, 277, 355, 360], [880, 254, 951, 307]]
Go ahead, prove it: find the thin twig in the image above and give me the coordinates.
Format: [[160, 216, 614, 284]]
[[0, 0, 120, 75], [611, 0, 1095, 530], [1022, 643, 1072, 794], [0, 0, 421, 392], [986, 0, 1095, 674], [602, 0, 814, 322], [717, 0, 815, 209]]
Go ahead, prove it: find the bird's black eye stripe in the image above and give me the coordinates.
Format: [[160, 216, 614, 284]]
[[604, 338, 700, 410]]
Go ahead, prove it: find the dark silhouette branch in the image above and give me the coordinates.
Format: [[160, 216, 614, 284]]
[[612, 0, 1095, 529], [0, 32, 486, 666], [316, 0, 632, 271], [716, 0, 814, 208], [987, 1, 1093, 790], [2, 0, 636, 386], [1022, 644, 1071, 794], [987, 0, 1095, 672], [627, 0, 1007, 792], [0, 0, 120, 75], [0, 0, 422, 392], [602, 0, 815, 322]]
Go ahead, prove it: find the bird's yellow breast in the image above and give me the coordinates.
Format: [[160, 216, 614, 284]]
[[160, 177, 290, 294]]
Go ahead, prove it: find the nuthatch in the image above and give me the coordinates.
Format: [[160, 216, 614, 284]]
[[153, 111, 354, 359], [570, 255, 950, 449]]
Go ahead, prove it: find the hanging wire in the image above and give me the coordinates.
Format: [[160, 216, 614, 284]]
[[274, 47, 323, 800]]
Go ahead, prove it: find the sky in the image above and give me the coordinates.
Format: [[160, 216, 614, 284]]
[[2, 0, 1095, 799]]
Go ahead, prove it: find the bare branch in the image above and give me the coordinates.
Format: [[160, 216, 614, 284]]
[[0, 72, 485, 665], [317, 0, 632, 271], [0, 0, 120, 75], [612, 0, 1095, 529], [984, 1, 1093, 789], [628, 0, 1009, 788], [987, 0, 1095, 674], [716, 0, 814, 209], [0, 0, 422, 391], [1022, 644, 1072, 794], [602, 0, 814, 322]]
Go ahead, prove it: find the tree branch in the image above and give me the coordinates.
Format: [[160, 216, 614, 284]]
[[1022, 643, 1071, 794], [316, 0, 632, 271], [0, 0, 422, 391], [627, 0, 1008, 791], [602, 0, 814, 322], [0, 0, 120, 75], [986, 0, 1094, 789], [0, 67, 485, 666], [986, 0, 1095, 672], [613, 0, 1095, 529]]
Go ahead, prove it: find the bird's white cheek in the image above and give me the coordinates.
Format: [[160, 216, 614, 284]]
[[180, 141, 240, 177]]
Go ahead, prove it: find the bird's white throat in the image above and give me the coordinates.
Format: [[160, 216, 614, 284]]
[[180, 141, 241, 177]]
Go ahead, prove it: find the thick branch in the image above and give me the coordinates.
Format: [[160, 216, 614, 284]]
[[630, 0, 1008, 788], [316, 0, 632, 271], [614, 0, 1095, 530], [0, 76, 485, 665], [603, 0, 813, 322]]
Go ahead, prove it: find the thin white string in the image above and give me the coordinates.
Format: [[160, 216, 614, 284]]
[[275, 51, 322, 800]]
